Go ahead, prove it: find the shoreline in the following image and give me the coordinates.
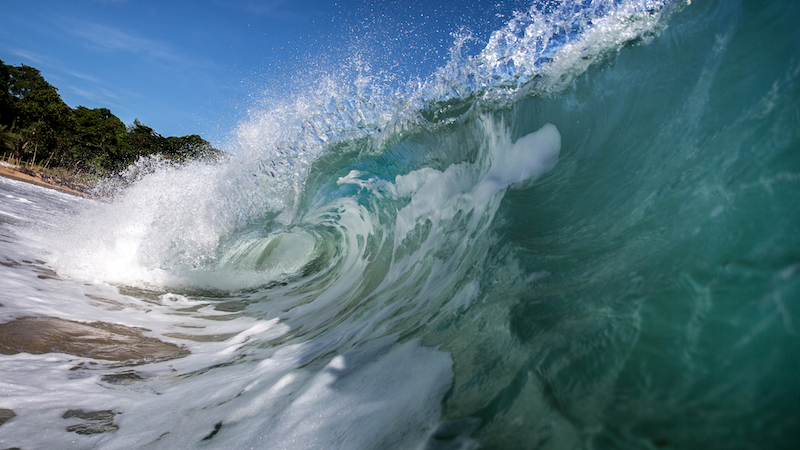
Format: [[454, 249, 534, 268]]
[[0, 163, 93, 198]]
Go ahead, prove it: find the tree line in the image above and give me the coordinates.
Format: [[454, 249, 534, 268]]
[[0, 60, 222, 175]]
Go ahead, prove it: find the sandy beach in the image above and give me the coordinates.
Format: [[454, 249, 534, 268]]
[[0, 162, 91, 198]]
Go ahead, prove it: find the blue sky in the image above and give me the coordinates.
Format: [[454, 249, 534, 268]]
[[1, 0, 528, 149]]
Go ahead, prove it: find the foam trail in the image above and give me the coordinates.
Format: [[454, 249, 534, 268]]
[[2, 0, 799, 449]]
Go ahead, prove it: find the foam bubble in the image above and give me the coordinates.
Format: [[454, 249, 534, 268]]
[[483, 122, 561, 191]]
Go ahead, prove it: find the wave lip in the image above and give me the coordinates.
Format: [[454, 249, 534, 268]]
[[417, 0, 682, 108]]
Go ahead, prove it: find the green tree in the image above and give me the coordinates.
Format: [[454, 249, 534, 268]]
[[0, 60, 15, 128], [0, 60, 223, 176], [163, 134, 222, 162], [4, 63, 74, 166], [0, 125, 14, 154], [125, 118, 165, 157], [69, 106, 131, 172]]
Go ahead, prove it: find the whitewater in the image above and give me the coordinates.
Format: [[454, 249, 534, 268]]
[[1, 0, 798, 448]]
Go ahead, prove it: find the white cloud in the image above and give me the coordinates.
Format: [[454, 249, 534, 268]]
[[68, 22, 189, 67], [5, 47, 44, 65], [68, 86, 121, 105], [61, 68, 102, 84]]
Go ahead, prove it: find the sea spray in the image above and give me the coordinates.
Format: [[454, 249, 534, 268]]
[[1, 0, 799, 449]]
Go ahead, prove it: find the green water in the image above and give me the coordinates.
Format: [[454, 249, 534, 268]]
[[276, 1, 800, 448], [416, 0, 800, 447], [9, 1, 797, 448]]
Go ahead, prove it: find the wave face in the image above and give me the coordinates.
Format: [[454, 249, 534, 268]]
[[2, 0, 799, 449]]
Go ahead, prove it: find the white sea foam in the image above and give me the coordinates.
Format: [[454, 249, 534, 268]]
[[0, 2, 699, 448], [394, 120, 560, 245]]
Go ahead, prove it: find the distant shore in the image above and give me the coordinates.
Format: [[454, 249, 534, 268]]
[[0, 162, 92, 198]]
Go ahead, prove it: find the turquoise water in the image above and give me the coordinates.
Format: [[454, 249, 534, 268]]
[[1, 0, 798, 448]]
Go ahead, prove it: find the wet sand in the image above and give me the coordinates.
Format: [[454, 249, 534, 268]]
[[0, 316, 189, 364], [0, 163, 91, 198]]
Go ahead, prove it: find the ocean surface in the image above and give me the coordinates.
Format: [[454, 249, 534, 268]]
[[1, 0, 799, 448]]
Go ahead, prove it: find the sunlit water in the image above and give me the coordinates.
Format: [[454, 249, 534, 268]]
[[1, 0, 799, 449]]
